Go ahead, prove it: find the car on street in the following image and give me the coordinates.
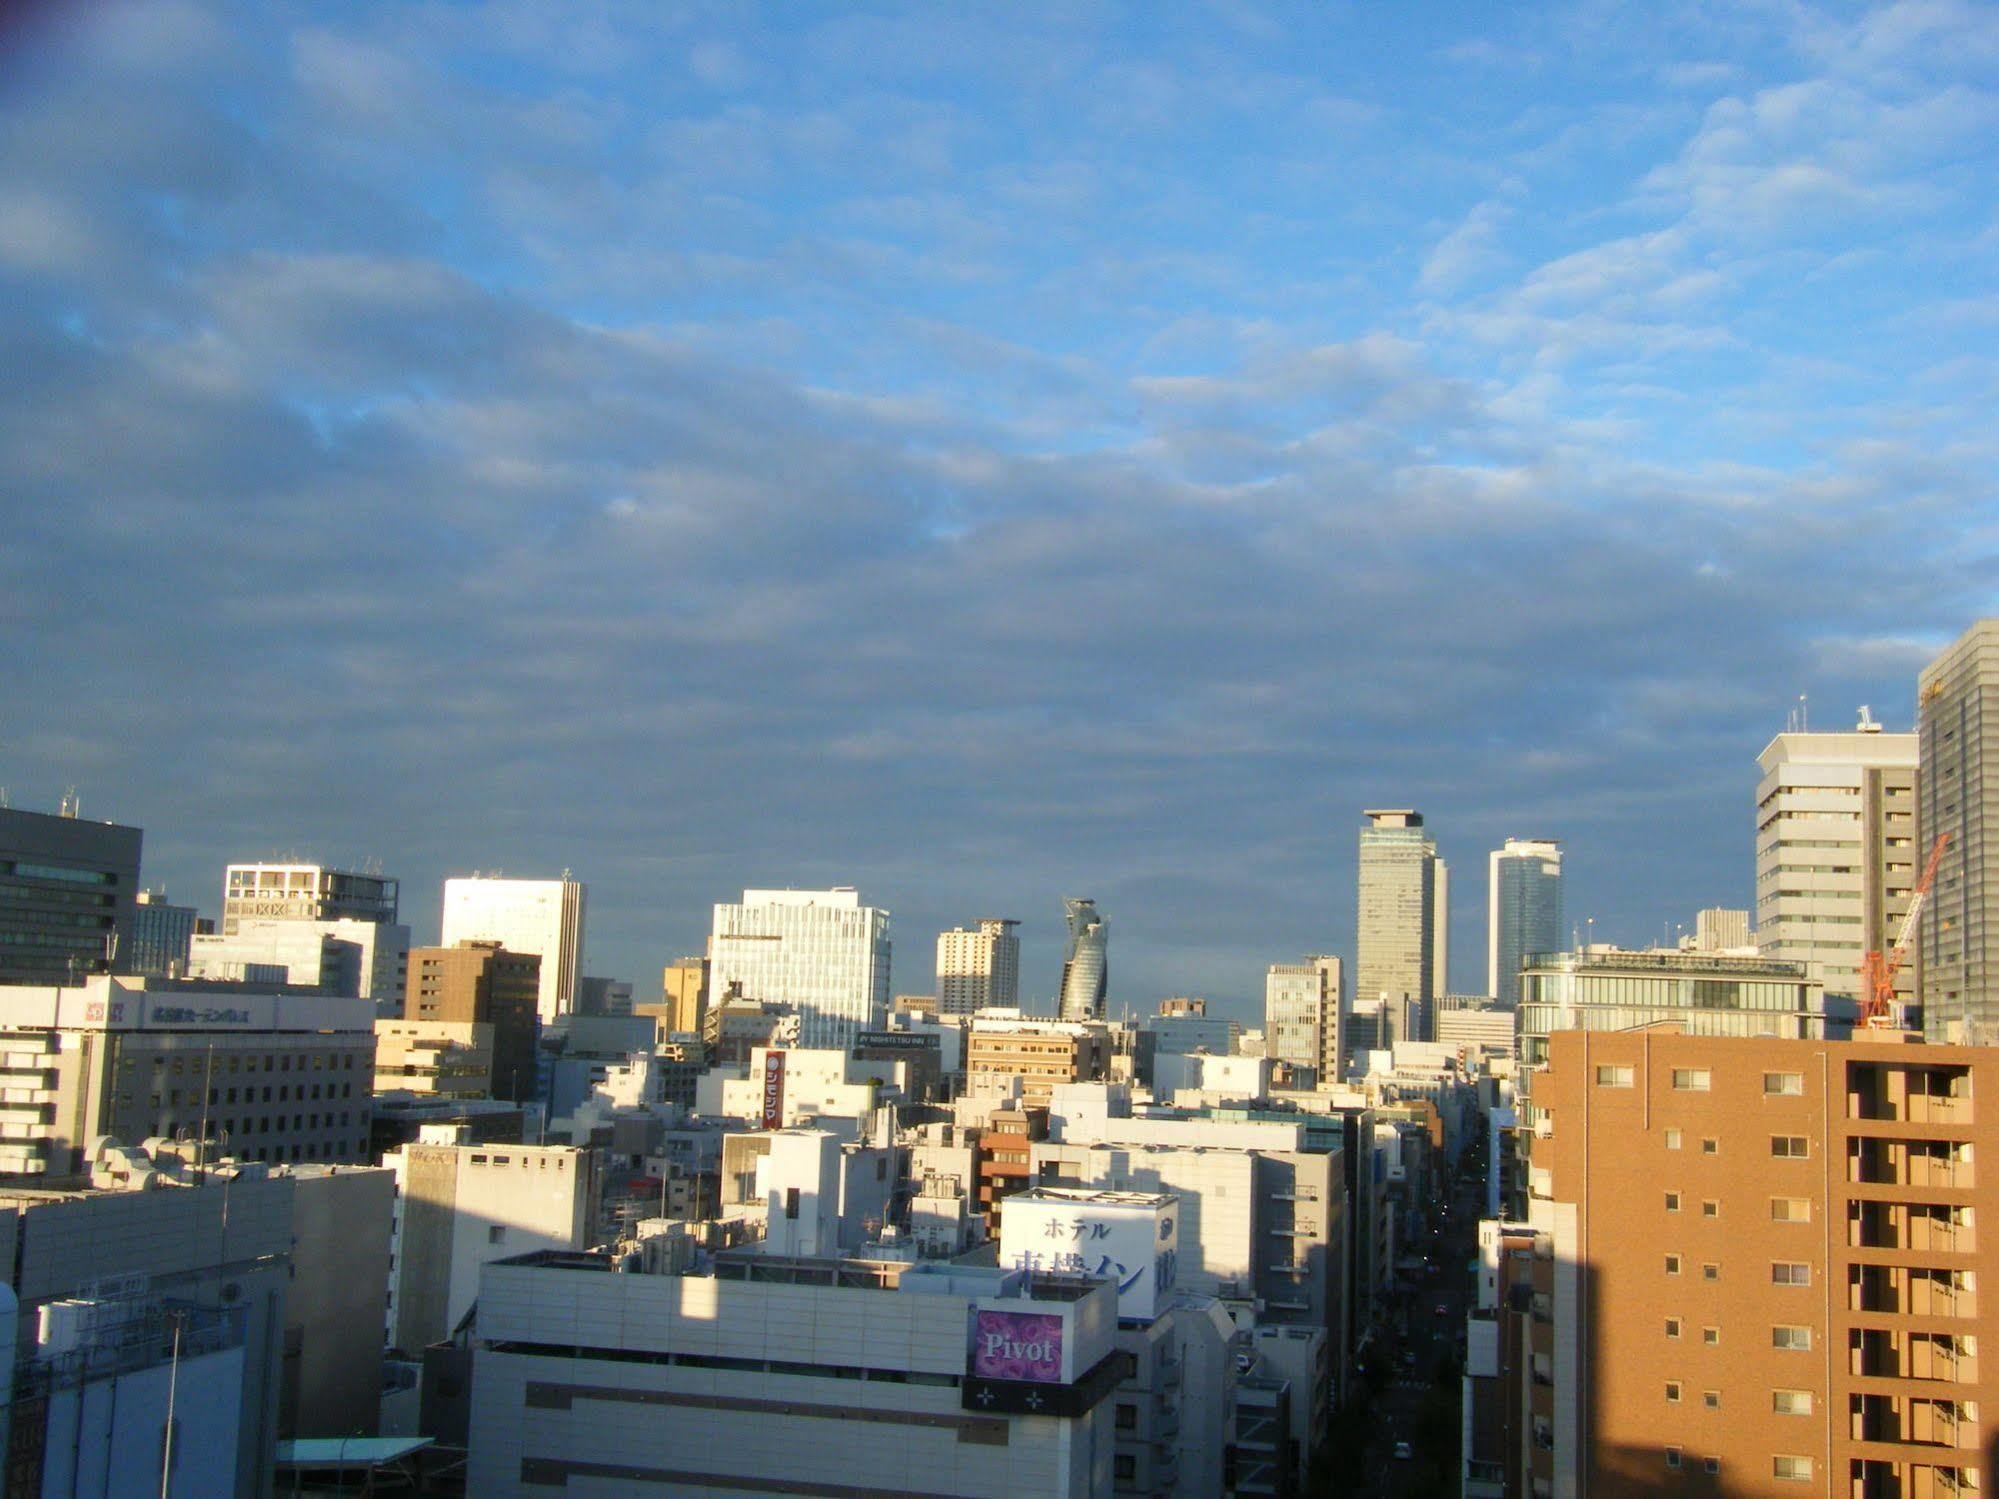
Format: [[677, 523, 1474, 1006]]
[[1393, 1442, 1414, 1461], [1434, 1302, 1449, 1316]]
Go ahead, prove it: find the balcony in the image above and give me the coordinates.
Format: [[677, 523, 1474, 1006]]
[[1850, 1063, 1973, 1125], [1849, 1138, 1975, 1192], [1850, 1329, 1978, 1383], [1849, 1265, 1978, 1319], [1849, 1201, 1977, 1255], [1850, 1394, 1980, 1450]]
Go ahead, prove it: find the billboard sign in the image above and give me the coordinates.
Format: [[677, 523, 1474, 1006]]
[[760, 1050, 786, 1129], [999, 1193, 1179, 1322], [969, 1310, 1064, 1383]]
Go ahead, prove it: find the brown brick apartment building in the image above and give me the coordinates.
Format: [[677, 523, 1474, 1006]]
[[1518, 1025, 1992, 1498]]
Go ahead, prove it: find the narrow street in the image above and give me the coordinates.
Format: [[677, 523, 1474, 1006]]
[[1345, 1169, 1482, 1498]]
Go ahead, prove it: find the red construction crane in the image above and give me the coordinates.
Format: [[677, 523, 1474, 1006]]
[[1859, 832, 1949, 1027]]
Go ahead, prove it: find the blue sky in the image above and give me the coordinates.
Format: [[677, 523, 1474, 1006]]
[[3, 1, 1995, 1020]]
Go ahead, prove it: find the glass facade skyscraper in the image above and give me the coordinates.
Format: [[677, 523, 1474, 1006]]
[[1057, 898, 1107, 1021], [1487, 838, 1563, 1005]]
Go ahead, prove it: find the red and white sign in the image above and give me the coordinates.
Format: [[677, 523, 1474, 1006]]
[[760, 1050, 787, 1129]]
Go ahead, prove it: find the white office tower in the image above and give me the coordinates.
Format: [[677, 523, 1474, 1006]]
[[1487, 839, 1563, 1005], [441, 875, 586, 1024], [937, 918, 1021, 1015], [1755, 710, 1919, 1003], [709, 888, 891, 1049]]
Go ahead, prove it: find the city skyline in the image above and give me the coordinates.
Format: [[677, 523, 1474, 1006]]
[[5, 2, 1995, 1019]]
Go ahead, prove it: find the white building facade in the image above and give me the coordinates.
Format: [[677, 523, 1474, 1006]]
[[1755, 714, 1918, 1003], [441, 875, 587, 1024], [468, 1254, 1122, 1497], [709, 888, 891, 1049]]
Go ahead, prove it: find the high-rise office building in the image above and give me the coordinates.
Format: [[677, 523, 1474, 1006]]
[[1499, 1027, 1999, 1498], [1057, 898, 1108, 1021], [1920, 620, 1999, 1042], [0, 806, 142, 984], [708, 888, 890, 1049], [129, 888, 198, 977], [406, 940, 543, 1101], [440, 875, 586, 1024], [1356, 810, 1442, 1006], [1756, 711, 1919, 1006], [1264, 955, 1345, 1083], [936, 918, 1021, 1016], [216, 861, 409, 1009], [1487, 838, 1562, 1006]]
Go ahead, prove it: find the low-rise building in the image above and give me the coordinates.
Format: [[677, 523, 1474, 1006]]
[[468, 1251, 1124, 1497], [0, 977, 375, 1177], [966, 1013, 1114, 1105], [373, 1019, 493, 1097], [385, 1133, 601, 1355]]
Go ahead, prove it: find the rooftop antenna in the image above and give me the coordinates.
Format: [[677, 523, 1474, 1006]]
[[59, 787, 80, 818], [1857, 705, 1882, 734]]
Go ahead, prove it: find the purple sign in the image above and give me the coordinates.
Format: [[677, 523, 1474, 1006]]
[[970, 1310, 1063, 1383]]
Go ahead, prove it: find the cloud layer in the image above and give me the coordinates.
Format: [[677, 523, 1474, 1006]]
[[3, 1, 1995, 1017]]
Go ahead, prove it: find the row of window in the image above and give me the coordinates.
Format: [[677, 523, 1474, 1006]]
[[1665, 1385, 1813, 1415], [1663, 1255, 1811, 1285], [1665, 1452, 1813, 1482], [130, 1052, 359, 1073], [1664, 1320, 1813, 1349], [1595, 1066, 1804, 1094]]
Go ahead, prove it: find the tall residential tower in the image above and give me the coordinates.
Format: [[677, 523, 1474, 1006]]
[[936, 918, 1021, 1016]]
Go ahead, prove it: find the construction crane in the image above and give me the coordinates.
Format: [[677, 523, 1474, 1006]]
[[1860, 832, 1950, 1027]]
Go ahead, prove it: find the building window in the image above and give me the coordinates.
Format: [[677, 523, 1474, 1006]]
[[1771, 1262, 1810, 1286], [1665, 1448, 1682, 1470], [1666, 1254, 1682, 1275], [1664, 1128, 1682, 1149], [1672, 1069, 1711, 1091], [1702, 1200, 1719, 1218], [1704, 1457, 1720, 1476], [1771, 1136, 1809, 1158], [1772, 1390, 1812, 1416], [1665, 1381, 1682, 1403], [1770, 1198, 1810, 1223], [1701, 1264, 1719, 1282], [1701, 1137, 1719, 1155], [1115, 1404, 1137, 1430], [488, 1226, 506, 1245], [1596, 1065, 1635, 1088], [1113, 1456, 1136, 1482], [1763, 1072, 1804, 1096], [1771, 1325, 1812, 1351], [1702, 1390, 1719, 1409], [1702, 1327, 1719, 1346], [1773, 1456, 1812, 1482]]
